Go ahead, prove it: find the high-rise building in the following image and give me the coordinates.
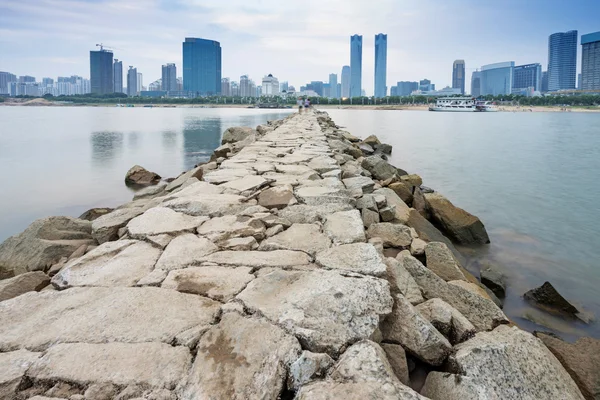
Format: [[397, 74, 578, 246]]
[[127, 66, 137, 96], [148, 79, 162, 91], [541, 71, 548, 92], [280, 81, 289, 93], [162, 63, 177, 92], [323, 84, 331, 98], [19, 76, 36, 83], [577, 73, 582, 90], [137, 73, 143, 94], [581, 31, 600, 90], [374, 33, 387, 98], [480, 62, 514, 96], [341, 66, 351, 98], [548, 30, 577, 91], [221, 78, 231, 96], [396, 81, 419, 96], [42, 78, 54, 86], [471, 71, 481, 97], [307, 81, 324, 97], [182, 37, 221, 96], [452, 60, 465, 94], [113, 59, 123, 93], [90, 49, 114, 94], [0, 72, 17, 94], [240, 75, 250, 97], [350, 35, 362, 97], [512, 63, 542, 93], [230, 81, 239, 97], [328, 74, 338, 98], [261, 74, 280, 96], [419, 79, 432, 92]]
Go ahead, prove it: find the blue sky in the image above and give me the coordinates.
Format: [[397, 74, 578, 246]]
[[1, 0, 599, 94]]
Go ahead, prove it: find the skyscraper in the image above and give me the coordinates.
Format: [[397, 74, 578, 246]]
[[329, 73, 338, 98], [547, 30, 577, 91], [541, 71, 548, 92], [374, 33, 387, 98], [137, 73, 143, 93], [581, 31, 600, 90], [0, 72, 17, 95], [419, 79, 432, 92], [113, 59, 123, 93], [127, 66, 137, 96], [512, 63, 542, 93], [90, 48, 114, 94], [341, 66, 350, 98], [239, 75, 250, 97], [350, 35, 362, 97], [162, 63, 177, 92], [480, 62, 514, 96], [221, 78, 231, 96], [452, 60, 465, 94], [261, 74, 279, 96], [396, 81, 418, 96], [182, 37, 222, 96], [280, 81, 289, 93], [471, 71, 481, 97]]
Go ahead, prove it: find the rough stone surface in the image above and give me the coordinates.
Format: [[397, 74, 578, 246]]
[[217, 236, 258, 251], [316, 242, 387, 276], [524, 281, 579, 316], [410, 238, 427, 256], [425, 241, 466, 281], [178, 312, 301, 400], [78, 207, 114, 221], [127, 207, 207, 238], [380, 343, 410, 386], [155, 234, 218, 270], [92, 208, 144, 244], [412, 187, 428, 218], [388, 182, 413, 204], [416, 298, 476, 344], [361, 207, 380, 228], [259, 223, 331, 256], [288, 351, 334, 391], [221, 126, 257, 144], [367, 222, 412, 248], [202, 249, 311, 269], [323, 209, 366, 244], [125, 165, 161, 186], [480, 266, 506, 298], [421, 325, 585, 400], [373, 188, 411, 223], [362, 156, 398, 181], [385, 257, 424, 305], [162, 193, 248, 217], [258, 185, 296, 209], [162, 266, 254, 302], [197, 214, 265, 242], [221, 175, 268, 193], [0, 349, 41, 398], [236, 269, 392, 355], [279, 203, 354, 224], [342, 176, 375, 194], [0, 271, 50, 302], [133, 183, 167, 201]]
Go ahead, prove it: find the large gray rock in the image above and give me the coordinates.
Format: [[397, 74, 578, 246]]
[[51, 240, 161, 289], [424, 241, 466, 281], [236, 269, 393, 355], [294, 186, 354, 207], [197, 215, 265, 242], [201, 249, 311, 269], [361, 156, 397, 181], [384, 257, 424, 305], [0, 271, 49, 302], [315, 242, 387, 276], [155, 234, 218, 270], [258, 223, 331, 256], [287, 351, 334, 391], [380, 343, 410, 386], [480, 265, 506, 298], [162, 266, 254, 302], [424, 192, 490, 244], [0, 349, 41, 398], [221, 175, 269, 193], [323, 209, 366, 245], [221, 126, 258, 145], [415, 298, 476, 344], [126, 207, 207, 239], [162, 193, 249, 217], [373, 188, 411, 223], [524, 281, 579, 316], [92, 208, 144, 244], [278, 203, 354, 224], [78, 207, 114, 221], [366, 222, 412, 248], [178, 312, 301, 400], [421, 325, 585, 400], [0, 217, 94, 278], [388, 182, 413, 204], [342, 176, 375, 194], [124, 165, 161, 186], [133, 183, 167, 200], [258, 185, 296, 209], [0, 287, 220, 351], [165, 166, 204, 192]]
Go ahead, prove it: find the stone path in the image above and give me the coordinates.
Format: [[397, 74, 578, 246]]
[[0, 111, 587, 399]]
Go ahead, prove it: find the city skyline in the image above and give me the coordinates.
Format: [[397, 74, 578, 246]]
[[2, 0, 600, 96]]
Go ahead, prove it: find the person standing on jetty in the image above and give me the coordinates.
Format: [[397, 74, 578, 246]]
[[304, 98, 310, 109], [297, 97, 304, 113]]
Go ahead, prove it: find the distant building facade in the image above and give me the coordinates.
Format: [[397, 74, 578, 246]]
[[394, 81, 418, 96], [419, 79, 432, 92], [113, 59, 123, 93], [374, 33, 387, 98], [480, 62, 514, 96], [261, 74, 280, 96], [280, 81, 289, 93], [471, 71, 481, 97], [329, 73, 338, 98], [19, 76, 36, 83], [182, 37, 221, 96], [541, 71, 548, 92], [512, 63, 542, 93], [90, 49, 114, 94], [0, 72, 17, 95], [547, 30, 577, 91], [452, 60, 465, 94], [137, 73, 143, 93], [350, 35, 362, 97], [162, 63, 177, 92], [341, 65, 351, 98], [307, 81, 324, 97], [221, 78, 231, 96], [127, 66, 137, 96], [581, 31, 600, 90]]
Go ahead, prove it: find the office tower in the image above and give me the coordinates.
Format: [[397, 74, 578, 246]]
[[90, 48, 114, 94], [261, 74, 279, 96], [350, 35, 362, 97], [230, 81, 239, 97], [452, 60, 465, 94], [548, 30, 577, 91], [182, 37, 222, 96], [419, 79, 432, 92], [113, 59, 123, 93], [337, 83, 341, 98], [221, 78, 231, 96], [374, 33, 387, 98], [280, 81, 289, 93], [341, 66, 350, 98], [177, 77, 183, 91], [19, 76, 36, 83], [480, 62, 514, 95], [471, 71, 481, 97], [42, 78, 54, 86], [127, 66, 137, 96], [240, 75, 250, 97], [328, 74, 338, 98], [512, 63, 542, 93], [249, 80, 256, 98], [0, 72, 17, 94], [148, 80, 162, 91], [581, 31, 600, 90], [308, 81, 324, 96], [323, 84, 331, 98], [396, 81, 418, 96], [578, 73, 582, 90], [162, 63, 177, 92], [541, 71, 548, 92], [390, 86, 398, 96], [137, 73, 143, 94]]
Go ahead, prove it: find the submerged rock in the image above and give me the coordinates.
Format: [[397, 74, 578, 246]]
[[524, 281, 580, 317], [481, 265, 506, 298], [125, 165, 161, 186]]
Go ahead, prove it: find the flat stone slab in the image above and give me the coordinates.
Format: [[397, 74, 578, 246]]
[[197, 215, 265, 242], [201, 250, 311, 269], [51, 240, 161, 289], [127, 207, 208, 238], [342, 176, 375, 194], [258, 223, 331, 256], [0, 271, 49, 302], [279, 203, 354, 224], [203, 168, 255, 184], [92, 208, 145, 244], [178, 312, 301, 399], [0, 287, 220, 351], [28, 342, 191, 390], [162, 266, 255, 302], [155, 234, 218, 271], [323, 209, 366, 244], [315, 243, 387, 276], [366, 222, 412, 248], [220, 175, 268, 193], [236, 269, 393, 355], [295, 186, 354, 206], [165, 181, 224, 199], [0, 349, 41, 398], [162, 193, 248, 217], [258, 185, 296, 209]]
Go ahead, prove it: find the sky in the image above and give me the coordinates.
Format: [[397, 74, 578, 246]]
[[1, 0, 599, 95]]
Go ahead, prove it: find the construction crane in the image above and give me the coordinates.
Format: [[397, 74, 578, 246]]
[[96, 43, 118, 51]]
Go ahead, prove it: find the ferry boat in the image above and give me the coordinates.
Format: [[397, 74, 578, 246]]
[[475, 100, 498, 112], [428, 97, 477, 112]]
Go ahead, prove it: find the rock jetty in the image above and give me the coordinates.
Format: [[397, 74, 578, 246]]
[[0, 110, 589, 399]]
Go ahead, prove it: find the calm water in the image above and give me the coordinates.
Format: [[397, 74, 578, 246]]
[[0, 107, 292, 243], [328, 109, 600, 340]]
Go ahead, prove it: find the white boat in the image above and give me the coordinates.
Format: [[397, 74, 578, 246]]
[[475, 101, 498, 112], [428, 97, 477, 112]]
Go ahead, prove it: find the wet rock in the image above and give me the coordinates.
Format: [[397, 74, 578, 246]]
[[315, 242, 387, 276], [125, 165, 161, 186], [92, 208, 144, 244], [259, 223, 331, 256], [323, 209, 366, 244], [400, 174, 423, 187], [78, 207, 114, 221], [424, 192, 490, 244], [287, 351, 334, 391], [415, 298, 476, 344], [221, 126, 258, 144], [385, 257, 424, 305], [162, 266, 254, 302], [424, 242, 466, 281], [0, 349, 41, 398], [258, 185, 296, 209], [0, 271, 49, 302], [366, 222, 412, 248], [480, 265, 506, 298], [388, 182, 413, 204], [362, 156, 397, 181], [524, 281, 579, 316], [381, 343, 410, 385], [155, 234, 217, 270]]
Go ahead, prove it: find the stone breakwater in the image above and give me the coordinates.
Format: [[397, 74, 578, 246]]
[[0, 110, 592, 399]]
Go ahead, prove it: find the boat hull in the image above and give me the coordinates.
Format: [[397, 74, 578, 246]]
[[428, 107, 477, 112]]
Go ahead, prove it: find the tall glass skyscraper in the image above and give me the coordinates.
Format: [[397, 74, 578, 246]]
[[581, 31, 600, 90], [341, 65, 351, 98], [162, 63, 177, 92], [350, 35, 362, 97], [90, 49, 113, 94], [452, 60, 465, 94], [547, 30, 577, 91], [329, 73, 338, 98], [470, 71, 481, 97], [512, 63, 542, 92], [182, 38, 222, 96], [480, 62, 514, 96], [374, 34, 387, 98], [127, 66, 137, 96], [113, 59, 123, 93]]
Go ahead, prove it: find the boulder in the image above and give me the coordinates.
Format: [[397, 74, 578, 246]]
[[366, 222, 412, 248], [358, 142, 375, 155], [384, 257, 424, 305], [424, 192, 490, 244], [258, 223, 331, 256], [0, 216, 94, 278], [124, 165, 161, 186], [421, 325, 585, 400], [92, 208, 144, 244], [524, 281, 579, 316], [363, 135, 381, 146], [287, 351, 334, 391], [415, 298, 476, 344], [361, 208, 380, 228], [388, 182, 413, 205], [400, 174, 423, 187], [212, 143, 232, 158], [449, 280, 503, 309], [0, 349, 42, 398], [379, 206, 396, 222], [380, 343, 410, 386], [342, 176, 375, 194], [127, 207, 207, 239], [410, 238, 427, 256], [323, 210, 366, 245], [133, 183, 167, 201], [0, 271, 50, 302], [424, 242, 466, 281], [177, 312, 301, 399], [361, 156, 397, 181], [536, 333, 600, 400], [164, 166, 204, 192], [221, 126, 257, 144], [373, 188, 411, 224], [341, 132, 361, 142], [315, 242, 387, 276], [375, 143, 393, 155], [412, 187, 428, 218], [480, 265, 506, 298], [258, 185, 296, 209], [78, 207, 114, 221]]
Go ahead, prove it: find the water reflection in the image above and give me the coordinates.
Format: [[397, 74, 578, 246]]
[[162, 130, 178, 149], [182, 117, 221, 170], [127, 132, 140, 149], [90, 131, 124, 166]]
